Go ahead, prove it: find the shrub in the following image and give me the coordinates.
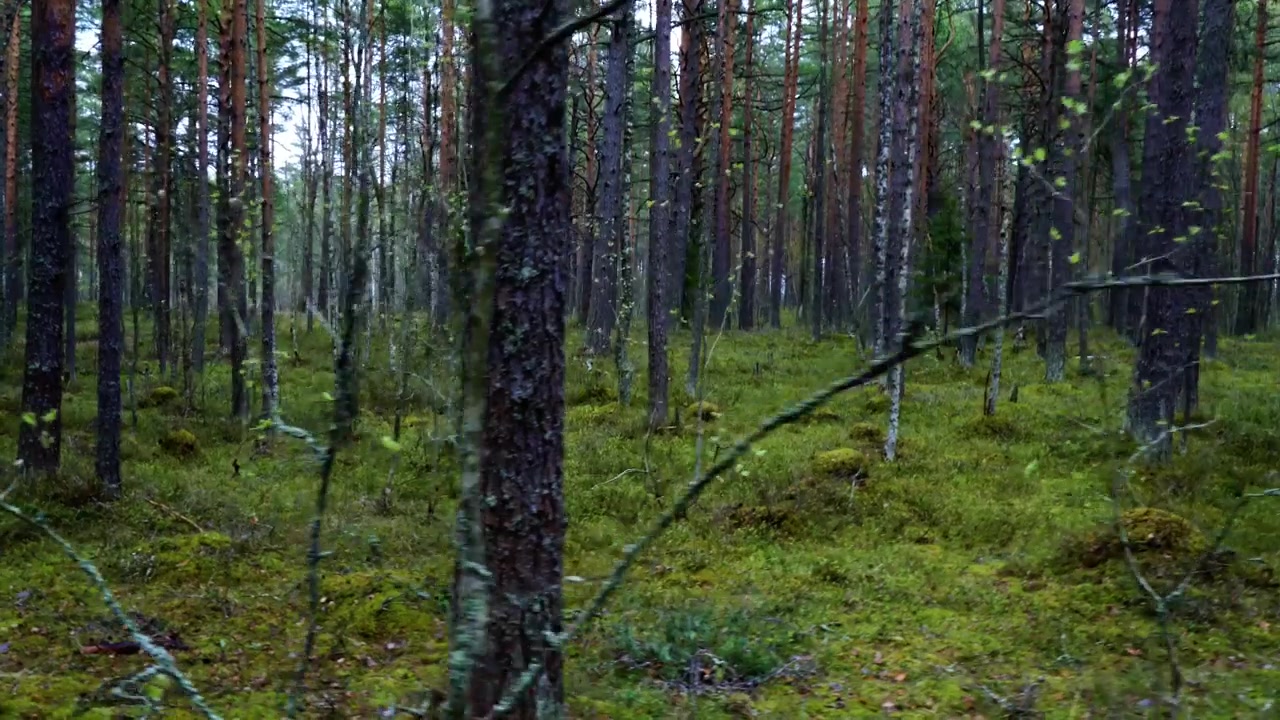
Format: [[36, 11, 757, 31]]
[[139, 385, 180, 409], [685, 401, 721, 421]]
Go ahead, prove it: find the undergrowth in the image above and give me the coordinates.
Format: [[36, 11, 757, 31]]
[[0, 308, 1277, 717]]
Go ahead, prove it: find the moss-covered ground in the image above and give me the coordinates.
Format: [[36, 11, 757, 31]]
[[1, 309, 1278, 717]]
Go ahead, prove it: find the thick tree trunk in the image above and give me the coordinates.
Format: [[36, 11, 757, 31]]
[[19, 0, 75, 473], [449, 0, 572, 710]]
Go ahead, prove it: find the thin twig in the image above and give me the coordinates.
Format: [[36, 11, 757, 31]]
[[145, 498, 205, 533]]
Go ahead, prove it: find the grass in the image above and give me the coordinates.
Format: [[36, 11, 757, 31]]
[[1, 306, 1278, 718]]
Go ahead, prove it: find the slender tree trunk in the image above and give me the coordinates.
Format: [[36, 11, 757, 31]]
[[220, 0, 250, 420], [648, 0, 672, 427], [1045, 0, 1084, 382], [847, 0, 870, 334], [586, 7, 631, 355], [257, 0, 278, 417], [770, 0, 800, 328], [4, 13, 19, 335], [97, 0, 125, 498], [301, 15, 317, 333], [1237, 0, 1267, 334], [709, 0, 738, 328], [194, 0, 211, 377], [0, 4, 17, 349], [871, 0, 896, 356], [885, 0, 922, 461], [671, 0, 704, 322], [810, 0, 830, 341], [737, 8, 756, 330], [19, 0, 75, 473], [318, 43, 333, 325], [1194, 0, 1234, 361], [1128, 0, 1197, 457]]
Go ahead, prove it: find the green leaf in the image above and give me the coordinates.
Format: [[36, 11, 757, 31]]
[[322, 391, 335, 402], [1069, 252, 1081, 265], [40, 409, 57, 423], [21, 412, 36, 427], [1032, 147, 1047, 163], [380, 436, 403, 454]]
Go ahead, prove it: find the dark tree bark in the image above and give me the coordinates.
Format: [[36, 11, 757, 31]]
[[19, 0, 75, 473], [737, 9, 756, 330], [810, 0, 830, 341], [0, 3, 17, 349], [586, 8, 631, 355], [1107, 0, 1134, 335], [960, 0, 1006, 366], [847, 0, 870, 333], [97, 0, 125, 498], [709, 0, 737, 329], [219, 0, 250, 420], [4, 13, 19, 335], [1128, 0, 1198, 457], [1044, 0, 1084, 382], [1192, 0, 1234, 361], [1237, 0, 1266, 334], [318, 46, 333, 324], [648, 0, 672, 427], [150, 0, 175, 375], [257, 0, 278, 416], [452, 0, 572, 709], [770, 0, 800, 327], [194, 0, 211, 373], [670, 0, 703, 323]]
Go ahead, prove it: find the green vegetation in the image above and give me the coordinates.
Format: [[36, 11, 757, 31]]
[[1, 316, 1278, 717]]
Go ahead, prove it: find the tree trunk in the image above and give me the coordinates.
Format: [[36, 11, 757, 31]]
[[4, 13, 19, 335], [0, 4, 17, 349], [1044, 0, 1083, 382], [709, 0, 738, 329], [1194, 0, 1234, 361], [885, 0, 922, 461], [847, 0, 870, 334], [318, 36, 333, 326], [220, 0, 250, 420], [194, 0, 211, 375], [257, 0, 278, 417], [960, 0, 1006, 366], [586, 8, 631, 355], [97, 0, 125, 498], [737, 8, 756, 330], [871, 0, 896, 356], [1237, 0, 1266, 335], [1127, 0, 1197, 457], [19, 0, 75, 473], [770, 0, 799, 328], [648, 0, 672, 428], [448, 0, 572, 710], [810, 0, 831, 340]]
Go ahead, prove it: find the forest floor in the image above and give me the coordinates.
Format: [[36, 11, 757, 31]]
[[1, 309, 1278, 718]]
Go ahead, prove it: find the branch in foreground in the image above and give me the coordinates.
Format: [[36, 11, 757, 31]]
[[0, 499, 222, 720], [497, 0, 631, 99], [485, 270, 1280, 717]]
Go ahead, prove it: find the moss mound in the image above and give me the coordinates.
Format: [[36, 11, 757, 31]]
[[159, 428, 199, 457], [800, 406, 841, 424], [118, 532, 234, 583], [1073, 507, 1207, 569], [140, 385, 180, 409], [686, 400, 721, 421], [718, 503, 798, 536], [812, 448, 868, 479], [962, 414, 1023, 440], [849, 421, 886, 445]]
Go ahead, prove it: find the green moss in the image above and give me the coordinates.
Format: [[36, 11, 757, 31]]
[[322, 570, 443, 639], [1068, 507, 1208, 570], [685, 400, 721, 421], [849, 421, 886, 445], [800, 406, 841, 424], [159, 428, 198, 457], [719, 503, 798, 536], [118, 532, 234, 583], [961, 414, 1024, 440], [139, 385, 180, 409], [812, 448, 868, 478]]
